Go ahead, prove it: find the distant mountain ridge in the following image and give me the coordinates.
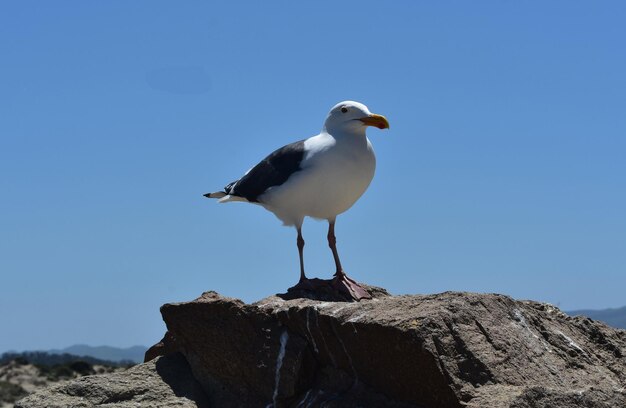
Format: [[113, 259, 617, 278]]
[[45, 345, 146, 364], [0, 350, 130, 367], [567, 306, 626, 330], [0, 351, 129, 407]]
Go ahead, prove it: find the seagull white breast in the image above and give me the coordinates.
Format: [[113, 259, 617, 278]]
[[259, 131, 376, 226]]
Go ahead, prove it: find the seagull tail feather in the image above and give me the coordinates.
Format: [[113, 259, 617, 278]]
[[203, 191, 227, 199], [218, 195, 249, 203], [203, 192, 249, 203]]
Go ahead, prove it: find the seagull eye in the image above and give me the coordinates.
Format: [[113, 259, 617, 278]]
[[341, 107, 348, 113]]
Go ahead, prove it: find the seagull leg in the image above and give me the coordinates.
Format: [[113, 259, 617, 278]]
[[327, 220, 343, 276], [289, 226, 319, 292], [328, 220, 371, 300], [297, 227, 306, 282]]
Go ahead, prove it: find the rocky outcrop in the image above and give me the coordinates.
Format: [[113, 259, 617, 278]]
[[18, 289, 626, 408], [1, 356, 127, 408], [15, 353, 209, 408], [150, 289, 625, 407]]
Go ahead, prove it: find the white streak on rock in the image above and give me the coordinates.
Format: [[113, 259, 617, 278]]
[[257, 298, 284, 309], [305, 308, 320, 354], [512, 308, 552, 353], [330, 305, 348, 316], [346, 312, 368, 323], [332, 323, 358, 383], [329, 302, 357, 316], [315, 315, 337, 367], [271, 330, 289, 406], [557, 330, 586, 354], [305, 390, 323, 408], [295, 389, 312, 408]]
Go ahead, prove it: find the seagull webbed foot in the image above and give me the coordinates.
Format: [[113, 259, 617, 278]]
[[332, 272, 372, 301]]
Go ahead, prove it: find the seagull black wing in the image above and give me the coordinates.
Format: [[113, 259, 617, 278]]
[[225, 140, 306, 202]]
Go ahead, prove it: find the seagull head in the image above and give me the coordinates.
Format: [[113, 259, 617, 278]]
[[323, 101, 390, 135]]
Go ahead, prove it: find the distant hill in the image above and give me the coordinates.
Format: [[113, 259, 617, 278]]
[[0, 351, 129, 367], [0, 351, 127, 407], [46, 345, 147, 364], [566, 306, 626, 330]]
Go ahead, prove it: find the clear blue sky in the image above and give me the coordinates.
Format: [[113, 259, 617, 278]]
[[1, 1, 625, 352]]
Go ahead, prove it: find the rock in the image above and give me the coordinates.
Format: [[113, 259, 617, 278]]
[[147, 290, 625, 408], [17, 290, 626, 408], [509, 386, 626, 408], [144, 331, 177, 363], [15, 353, 209, 408]]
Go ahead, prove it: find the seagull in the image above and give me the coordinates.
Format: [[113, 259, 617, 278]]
[[204, 101, 389, 300]]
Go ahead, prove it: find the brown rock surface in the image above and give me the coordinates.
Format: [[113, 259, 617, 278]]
[[148, 290, 626, 407]]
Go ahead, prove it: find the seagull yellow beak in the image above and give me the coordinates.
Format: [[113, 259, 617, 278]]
[[359, 114, 390, 130]]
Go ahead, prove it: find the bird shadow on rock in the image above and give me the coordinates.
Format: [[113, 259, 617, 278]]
[[277, 279, 391, 302], [154, 353, 211, 407]]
